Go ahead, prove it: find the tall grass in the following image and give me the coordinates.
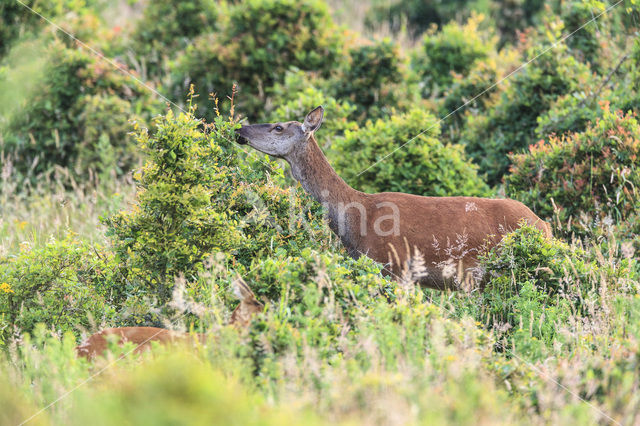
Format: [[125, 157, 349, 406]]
[[3, 230, 640, 424], [0, 160, 135, 255]]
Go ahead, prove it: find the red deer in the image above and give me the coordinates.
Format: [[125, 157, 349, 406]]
[[236, 106, 551, 289], [75, 278, 264, 359]]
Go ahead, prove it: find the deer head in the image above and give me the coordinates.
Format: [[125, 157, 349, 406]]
[[235, 106, 324, 158], [229, 276, 264, 327]]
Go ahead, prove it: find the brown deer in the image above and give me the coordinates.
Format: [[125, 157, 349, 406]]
[[75, 278, 264, 359], [236, 106, 551, 290]]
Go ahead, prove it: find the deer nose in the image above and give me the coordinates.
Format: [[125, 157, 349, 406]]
[[235, 127, 249, 145]]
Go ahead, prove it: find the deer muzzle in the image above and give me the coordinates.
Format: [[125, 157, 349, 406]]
[[235, 127, 249, 145]]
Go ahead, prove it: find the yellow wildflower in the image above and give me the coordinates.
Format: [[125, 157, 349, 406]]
[[0, 283, 14, 294], [13, 220, 28, 230]]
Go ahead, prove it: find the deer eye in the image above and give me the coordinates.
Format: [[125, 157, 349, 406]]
[[274, 125, 283, 132]]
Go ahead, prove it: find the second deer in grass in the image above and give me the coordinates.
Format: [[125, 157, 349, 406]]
[[236, 106, 551, 290], [75, 278, 263, 359]]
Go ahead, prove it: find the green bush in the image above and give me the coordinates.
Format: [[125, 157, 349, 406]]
[[1, 41, 158, 182], [462, 46, 593, 185], [105, 104, 332, 307], [439, 57, 499, 136], [0, 235, 117, 345], [268, 47, 414, 126], [129, 0, 219, 79], [266, 68, 323, 104], [238, 248, 392, 369], [534, 91, 600, 138], [332, 39, 408, 120], [331, 109, 490, 197], [364, 0, 476, 38], [534, 30, 640, 138], [0, 0, 98, 59], [561, 0, 605, 68], [490, 0, 546, 46], [412, 16, 494, 96], [615, 38, 640, 115], [506, 108, 640, 238], [170, 0, 343, 120], [478, 223, 593, 352]]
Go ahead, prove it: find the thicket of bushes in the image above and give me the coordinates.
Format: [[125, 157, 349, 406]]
[[1, 40, 158, 182], [170, 0, 343, 119], [477, 224, 595, 353], [0, 235, 117, 345], [269, 84, 357, 142], [0, 0, 101, 58], [364, 0, 480, 38], [412, 15, 494, 96], [332, 39, 407, 120], [129, 0, 219, 79], [462, 45, 594, 184], [331, 108, 490, 197], [2, 0, 639, 188], [506, 107, 640, 239]]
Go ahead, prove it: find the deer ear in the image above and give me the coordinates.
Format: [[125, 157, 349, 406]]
[[231, 277, 257, 302], [302, 106, 324, 134]]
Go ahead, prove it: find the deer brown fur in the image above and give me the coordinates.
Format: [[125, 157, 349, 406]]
[[236, 106, 551, 289], [76, 278, 263, 359]]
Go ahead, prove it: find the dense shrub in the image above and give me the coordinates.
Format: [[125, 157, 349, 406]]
[[412, 16, 494, 96], [170, 0, 343, 120], [534, 92, 600, 138], [268, 44, 415, 126], [364, 0, 476, 38], [332, 39, 407, 120], [615, 38, 640, 115], [266, 68, 324, 105], [462, 46, 593, 184], [0, 235, 117, 345], [105, 104, 332, 307], [238, 248, 392, 368], [331, 109, 490, 196], [0, 0, 98, 58], [439, 57, 500, 136], [244, 247, 388, 314], [535, 35, 640, 141], [490, 0, 546, 46], [561, 0, 605, 68], [1, 41, 158, 182], [129, 0, 219, 79], [506, 108, 640, 238], [478, 224, 594, 352]]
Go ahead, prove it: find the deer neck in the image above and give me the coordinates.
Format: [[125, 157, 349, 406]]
[[286, 135, 363, 211]]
